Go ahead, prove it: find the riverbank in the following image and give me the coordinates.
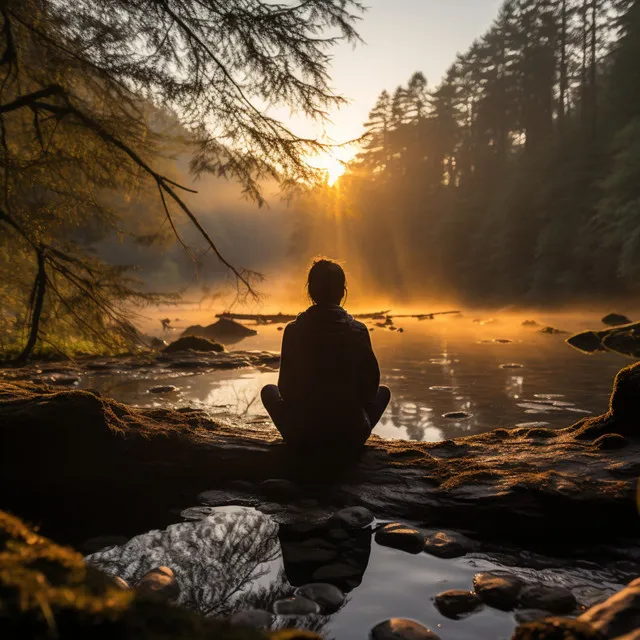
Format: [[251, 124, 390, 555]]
[[2, 362, 640, 546]]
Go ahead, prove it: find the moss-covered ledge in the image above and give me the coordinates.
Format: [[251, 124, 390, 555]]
[[2, 363, 640, 543], [0, 511, 316, 640]]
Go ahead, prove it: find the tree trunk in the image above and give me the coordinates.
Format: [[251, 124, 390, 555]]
[[15, 247, 46, 365], [559, 0, 568, 131]]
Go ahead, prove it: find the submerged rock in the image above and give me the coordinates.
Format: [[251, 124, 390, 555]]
[[522, 320, 540, 327], [473, 571, 524, 611], [163, 336, 224, 354], [518, 584, 577, 615], [423, 531, 477, 558], [295, 583, 345, 613], [273, 595, 320, 615], [375, 523, 424, 554], [370, 618, 441, 640], [149, 385, 178, 394], [136, 566, 179, 601], [602, 313, 632, 327], [539, 326, 567, 335], [434, 590, 482, 619]]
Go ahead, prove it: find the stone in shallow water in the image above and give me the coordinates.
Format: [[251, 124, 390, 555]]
[[473, 571, 524, 611], [513, 617, 603, 640], [434, 590, 482, 619], [370, 618, 441, 640], [375, 523, 424, 554], [273, 595, 320, 615], [295, 583, 345, 613], [330, 506, 374, 529], [442, 411, 473, 420], [229, 609, 274, 629], [260, 478, 299, 501], [149, 385, 178, 394], [137, 566, 179, 601], [500, 363, 524, 369], [593, 433, 628, 450], [518, 584, 577, 615], [424, 531, 476, 558]]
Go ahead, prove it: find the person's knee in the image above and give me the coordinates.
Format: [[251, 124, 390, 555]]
[[261, 384, 279, 407], [379, 385, 391, 404]]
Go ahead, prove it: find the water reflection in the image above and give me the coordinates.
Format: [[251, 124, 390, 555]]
[[87, 507, 288, 617]]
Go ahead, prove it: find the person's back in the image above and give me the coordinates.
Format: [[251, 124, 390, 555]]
[[261, 259, 390, 451]]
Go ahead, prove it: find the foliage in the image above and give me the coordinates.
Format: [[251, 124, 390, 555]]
[[0, 0, 364, 360], [292, 0, 640, 306]]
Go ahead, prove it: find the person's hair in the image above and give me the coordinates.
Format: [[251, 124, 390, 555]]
[[307, 258, 347, 306]]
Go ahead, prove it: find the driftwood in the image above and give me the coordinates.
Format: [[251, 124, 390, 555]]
[[217, 310, 460, 325]]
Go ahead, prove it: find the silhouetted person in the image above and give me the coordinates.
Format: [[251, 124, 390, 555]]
[[261, 259, 390, 452]]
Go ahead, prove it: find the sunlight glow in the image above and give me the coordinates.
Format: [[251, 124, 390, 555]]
[[308, 148, 356, 186]]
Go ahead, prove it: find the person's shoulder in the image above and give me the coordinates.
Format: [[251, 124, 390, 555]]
[[344, 312, 369, 335]]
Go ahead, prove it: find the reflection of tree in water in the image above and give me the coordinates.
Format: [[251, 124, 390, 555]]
[[86, 507, 288, 617]]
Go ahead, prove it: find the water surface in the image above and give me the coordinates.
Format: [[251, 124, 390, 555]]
[[79, 312, 631, 441]]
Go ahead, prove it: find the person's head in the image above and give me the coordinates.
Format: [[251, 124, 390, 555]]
[[307, 258, 347, 306]]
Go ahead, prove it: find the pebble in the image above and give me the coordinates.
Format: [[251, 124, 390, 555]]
[[434, 590, 482, 619], [260, 478, 299, 501], [442, 411, 472, 420], [273, 596, 320, 615], [518, 584, 577, 614], [375, 523, 424, 554], [330, 506, 374, 529], [229, 609, 274, 629], [424, 531, 476, 558], [149, 385, 178, 394], [136, 566, 180, 601], [295, 583, 346, 613], [370, 618, 441, 640], [473, 571, 524, 611]]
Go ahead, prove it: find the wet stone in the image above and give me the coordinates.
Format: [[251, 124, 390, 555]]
[[370, 618, 442, 640], [424, 531, 476, 559], [513, 617, 604, 640], [260, 478, 299, 501], [578, 582, 640, 638], [518, 584, 577, 615], [295, 583, 345, 613], [330, 506, 374, 529], [273, 595, 320, 616], [603, 313, 632, 327], [136, 566, 179, 601], [375, 523, 424, 554], [149, 385, 178, 394], [434, 590, 482, 619], [442, 411, 473, 420], [229, 609, 274, 629], [473, 571, 524, 611]]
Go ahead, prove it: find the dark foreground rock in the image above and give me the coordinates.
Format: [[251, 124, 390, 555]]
[[434, 590, 482, 619], [0, 511, 314, 640], [3, 363, 640, 543]]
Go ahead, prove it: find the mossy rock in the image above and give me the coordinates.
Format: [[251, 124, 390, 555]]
[[0, 511, 318, 640], [163, 336, 225, 354]]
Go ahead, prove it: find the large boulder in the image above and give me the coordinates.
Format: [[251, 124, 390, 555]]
[[163, 336, 224, 354], [181, 318, 257, 345]]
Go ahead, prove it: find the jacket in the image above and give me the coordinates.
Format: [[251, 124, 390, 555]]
[[278, 304, 380, 437]]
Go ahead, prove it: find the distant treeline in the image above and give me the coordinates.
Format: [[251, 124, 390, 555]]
[[293, 0, 640, 305]]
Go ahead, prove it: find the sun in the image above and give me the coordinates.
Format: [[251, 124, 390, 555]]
[[308, 148, 355, 186]]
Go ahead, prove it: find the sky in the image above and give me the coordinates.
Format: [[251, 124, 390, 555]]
[[278, 0, 504, 156]]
